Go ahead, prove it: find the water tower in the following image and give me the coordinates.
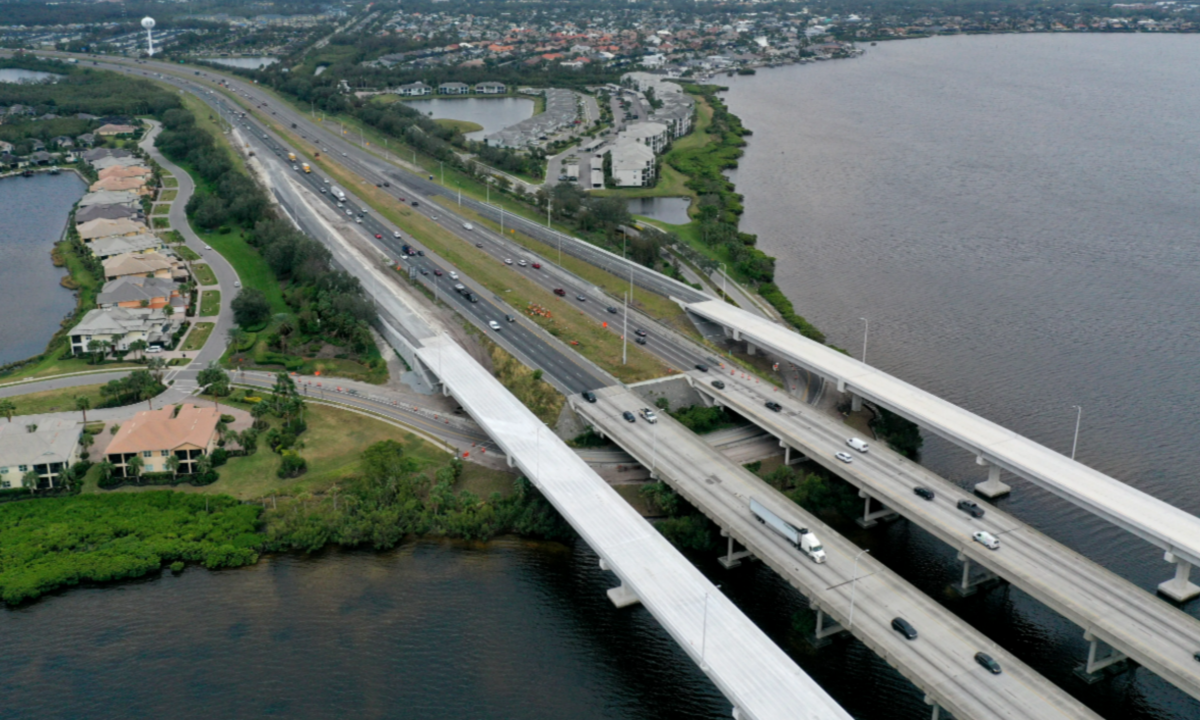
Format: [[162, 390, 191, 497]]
[[141, 17, 156, 57]]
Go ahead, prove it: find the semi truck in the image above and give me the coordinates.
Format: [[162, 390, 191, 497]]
[[331, 187, 346, 202], [750, 498, 826, 563]]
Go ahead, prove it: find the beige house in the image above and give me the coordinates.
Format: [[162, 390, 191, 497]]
[[102, 251, 177, 281], [78, 217, 148, 241], [90, 176, 150, 194], [0, 418, 82, 489], [106, 405, 220, 477], [96, 123, 138, 136], [98, 165, 152, 180]]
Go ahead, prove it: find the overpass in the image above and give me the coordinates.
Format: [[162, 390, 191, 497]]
[[687, 299, 1200, 603], [572, 386, 1102, 720]]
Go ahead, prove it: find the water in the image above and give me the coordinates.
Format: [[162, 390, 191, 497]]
[[0, 69, 61, 83], [719, 33, 1200, 717], [402, 97, 535, 141], [0, 172, 86, 365], [627, 197, 691, 225], [202, 57, 279, 69]]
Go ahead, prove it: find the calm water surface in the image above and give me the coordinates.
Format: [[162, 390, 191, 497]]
[[403, 97, 535, 141], [202, 57, 278, 69], [0, 172, 86, 365], [0, 69, 61, 83], [628, 197, 692, 225]]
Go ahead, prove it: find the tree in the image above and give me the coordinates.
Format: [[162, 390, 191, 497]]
[[86, 339, 104, 364], [22, 469, 41, 491], [227, 326, 247, 351], [163, 305, 175, 321], [0, 399, 15, 423], [75, 395, 90, 423], [231, 287, 271, 328], [276, 320, 294, 354], [146, 357, 167, 385], [197, 364, 229, 409], [165, 454, 181, 479], [128, 339, 148, 361], [127, 454, 144, 481], [250, 401, 271, 430]]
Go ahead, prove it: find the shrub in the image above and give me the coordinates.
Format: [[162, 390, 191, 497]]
[[277, 451, 307, 479], [210, 448, 229, 467], [169, 561, 185, 573]]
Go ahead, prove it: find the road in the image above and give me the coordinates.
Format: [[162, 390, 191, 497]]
[[574, 385, 1102, 720]]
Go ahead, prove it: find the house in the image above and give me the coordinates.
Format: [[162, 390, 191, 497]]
[[79, 190, 140, 208], [438, 82, 471, 95], [28, 150, 52, 165], [76, 203, 141, 225], [619, 121, 670, 155], [77, 217, 149, 242], [31, 139, 45, 152], [52, 135, 74, 149], [96, 123, 138, 136], [474, 81, 507, 94], [97, 275, 180, 309], [91, 155, 145, 170], [76, 133, 96, 147], [89, 176, 150, 194], [90, 233, 162, 259], [609, 138, 657, 187], [82, 147, 134, 163], [105, 405, 221, 477], [102, 251, 177, 281], [0, 140, 12, 153], [0, 419, 81, 489], [396, 81, 432, 97], [69, 306, 173, 355], [98, 165, 152, 180]]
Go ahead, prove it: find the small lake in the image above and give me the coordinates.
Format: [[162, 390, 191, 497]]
[[402, 97, 535, 141], [0, 172, 86, 366], [627, 196, 691, 225], [202, 57, 279, 69], [0, 69, 61, 84]]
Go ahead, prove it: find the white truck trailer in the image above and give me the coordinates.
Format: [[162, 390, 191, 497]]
[[750, 498, 826, 563], [331, 186, 346, 202]]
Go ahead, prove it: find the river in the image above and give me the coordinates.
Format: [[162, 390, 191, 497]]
[[0, 172, 86, 366]]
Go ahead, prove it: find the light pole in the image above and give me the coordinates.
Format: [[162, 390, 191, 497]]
[[718, 262, 727, 301], [651, 419, 659, 475], [859, 317, 869, 364], [1071, 405, 1082, 460], [622, 291, 629, 365], [848, 548, 870, 629], [440, 161, 444, 185]]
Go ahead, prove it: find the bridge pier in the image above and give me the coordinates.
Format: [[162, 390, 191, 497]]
[[1074, 632, 1129, 683], [746, 342, 757, 356], [808, 603, 848, 648], [857, 490, 899, 529], [781, 440, 806, 466], [925, 696, 953, 720], [718, 530, 753, 569], [1157, 553, 1200, 602], [599, 559, 641, 608], [950, 552, 1003, 597], [850, 393, 863, 413], [973, 458, 1012, 498]]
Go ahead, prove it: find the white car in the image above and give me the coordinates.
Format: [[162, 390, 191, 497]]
[[449, 271, 459, 280], [292, 165, 299, 171], [518, 259, 528, 267], [355, 217, 362, 224], [639, 408, 658, 423], [835, 452, 854, 464], [234, 281, 242, 288], [204, 245, 212, 250], [973, 531, 1000, 550], [504, 258, 513, 265], [847, 437, 870, 453], [488, 320, 501, 331], [393, 231, 402, 239]]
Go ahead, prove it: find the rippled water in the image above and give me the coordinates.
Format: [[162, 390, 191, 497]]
[[0, 172, 86, 365], [402, 97, 535, 141], [628, 197, 692, 225]]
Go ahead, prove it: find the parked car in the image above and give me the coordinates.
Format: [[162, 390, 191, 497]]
[[765, 401, 782, 412], [974, 652, 1002, 675], [622, 411, 636, 423], [892, 617, 918, 640], [711, 380, 725, 390], [847, 437, 870, 453], [973, 531, 1000, 550], [835, 452, 854, 464], [913, 487, 935, 501], [957, 500, 985, 518], [583, 391, 597, 403]]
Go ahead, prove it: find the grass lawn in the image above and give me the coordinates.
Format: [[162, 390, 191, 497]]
[[175, 245, 201, 261], [199, 290, 220, 316], [162, 176, 178, 188], [434, 118, 484, 134], [2, 383, 107, 417], [152, 217, 170, 229], [191, 263, 218, 286], [0, 355, 137, 384], [152, 203, 170, 215], [159, 189, 178, 202], [181, 322, 214, 352], [196, 228, 288, 315]]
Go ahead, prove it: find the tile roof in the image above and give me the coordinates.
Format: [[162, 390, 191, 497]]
[[107, 405, 220, 456]]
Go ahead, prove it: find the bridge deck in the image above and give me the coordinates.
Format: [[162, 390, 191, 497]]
[[415, 336, 852, 720]]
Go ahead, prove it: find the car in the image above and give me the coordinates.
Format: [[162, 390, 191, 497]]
[[449, 272, 459, 280], [974, 652, 1002, 675], [466, 293, 479, 303], [634, 337, 647, 345], [145, 346, 163, 354], [234, 281, 242, 288], [973, 531, 1000, 550], [913, 486, 935, 501], [765, 401, 782, 412], [640, 408, 658, 423], [622, 411, 636, 423], [892, 617, 919, 640], [505, 313, 515, 323], [518, 259, 527, 267], [393, 231, 402, 239], [576, 295, 587, 302], [695, 364, 709, 372], [345, 209, 353, 216], [375, 184, 381, 188], [338, 202, 344, 208], [420, 269, 429, 276], [433, 269, 443, 276], [532, 262, 541, 269], [957, 499, 985, 518], [488, 320, 501, 331], [847, 437, 870, 453], [553, 288, 566, 297], [383, 182, 390, 187], [341, 152, 347, 156], [292, 165, 299, 171], [417, 250, 425, 256], [835, 452, 854, 463], [504, 258, 513, 265], [355, 218, 362, 224], [412, 201, 420, 207], [711, 380, 725, 389], [634, 328, 647, 337], [204, 245, 212, 250], [320, 187, 327, 194], [375, 233, 383, 239], [582, 391, 597, 403]]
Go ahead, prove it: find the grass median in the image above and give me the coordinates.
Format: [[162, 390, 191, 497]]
[[200, 290, 220, 316], [159, 189, 178, 202], [191, 263, 218, 286], [162, 176, 178, 188], [181, 322, 214, 352]]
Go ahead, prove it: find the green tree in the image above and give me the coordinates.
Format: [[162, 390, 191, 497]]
[[0, 399, 15, 423], [127, 339, 148, 361], [231, 288, 271, 328], [197, 364, 229, 409], [166, 454, 181, 479], [21, 469, 41, 490], [127, 454, 144, 481], [74, 395, 90, 424]]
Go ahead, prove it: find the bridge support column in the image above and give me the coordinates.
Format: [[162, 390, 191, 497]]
[[717, 530, 752, 569], [599, 559, 641, 608], [973, 458, 1011, 498], [924, 696, 952, 720], [1157, 553, 1200, 602], [808, 603, 847, 648], [850, 393, 863, 413], [441, 383, 451, 398], [1074, 632, 1129, 683], [950, 552, 1003, 597], [746, 342, 757, 356], [780, 440, 805, 466], [857, 490, 898, 528]]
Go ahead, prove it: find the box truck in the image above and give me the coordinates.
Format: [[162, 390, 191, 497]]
[[302, 163, 311, 173], [287, 152, 296, 162], [750, 498, 826, 563]]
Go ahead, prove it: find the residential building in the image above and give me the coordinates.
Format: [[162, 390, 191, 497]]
[[475, 81, 507, 94], [609, 138, 657, 187], [619, 121, 670, 155], [102, 251, 177, 281], [79, 190, 140, 208], [78, 217, 148, 241], [396, 81, 432, 96], [0, 419, 82, 489], [82, 147, 135, 163], [91, 156, 145, 171], [69, 306, 173, 354], [0, 140, 12, 153], [98, 165, 152, 180], [106, 405, 221, 477], [76, 203, 141, 225], [438, 82, 470, 95], [90, 233, 162, 259], [89, 176, 151, 194], [97, 276, 180, 309], [96, 123, 138, 136]]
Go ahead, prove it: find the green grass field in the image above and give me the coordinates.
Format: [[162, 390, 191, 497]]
[[1, 383, 107, 418], [191, 263, 218, 286], [152, 203, 170, 215], [159, 189, 178, 202], [175, 245, 201, 261], [199, 290, 220, 316], [152, 217, 170, 229], [162, 176, 178, 188], [181, 322, 214, 352], [434, 118, 484, 134]]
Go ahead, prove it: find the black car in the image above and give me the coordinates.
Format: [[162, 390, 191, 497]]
[[607, 306, 619, 314], [974, 652, 1002, 675], [622, 410, 636, 423], [957, 499, 985, 518], [914, 487, 935, 501], [892, 617, 918, 640], [505, 314, 515, 323], [417, 250, 425, 256], [695, 364, 709, 372], [583, 391, 597, 403], [383, 182, 390, 187], [765, 401, 783, 412], [634, 337, 647, 345], [412, 201, 420, 207], [711, 380, 725, 390], [634, 328, 648, 337], [465, 293, 479, 303]]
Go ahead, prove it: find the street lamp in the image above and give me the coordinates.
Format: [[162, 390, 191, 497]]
[[848, 548, 870, 629], [622, 291, 629, 365], [718, 263, 727, 301], [859, 317, 869, 364], [1071, 405, 1082, 460]]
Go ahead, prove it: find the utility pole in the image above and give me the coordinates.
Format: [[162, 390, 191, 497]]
[[622, 291, 629, 365], [860, 317, 869, 364], [848, 549, 870, 629], [1071, 405, 1082, 460], [440, 161, 444, 185]]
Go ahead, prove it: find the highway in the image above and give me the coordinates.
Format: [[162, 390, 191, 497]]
[[695, 368, 1200, 703], [573, 385, 1102, 720]]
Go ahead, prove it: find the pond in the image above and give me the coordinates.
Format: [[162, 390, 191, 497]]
[[0, 69, 61, 84], [626, 196, 692, 225], [402, 97, 535, 141], [201, 57, 279, 69]]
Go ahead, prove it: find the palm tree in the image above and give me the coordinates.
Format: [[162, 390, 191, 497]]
[[166, 454, 181, 480], [127, 454, 144, 482], [86, 339, 103, 364], [0, 399, 15, 423], [250, 401, 271, 430], [128, 339, 148, 362], [277, 321, 294, 354], [146, 357, 167, 385], [75, 395, 91, 424]]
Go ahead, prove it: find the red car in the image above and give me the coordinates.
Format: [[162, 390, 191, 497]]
[[553, 288, 566, 297], [433, 269, 443, 276], [375, 233, 382, 239], [532, 263, 542, 269]]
